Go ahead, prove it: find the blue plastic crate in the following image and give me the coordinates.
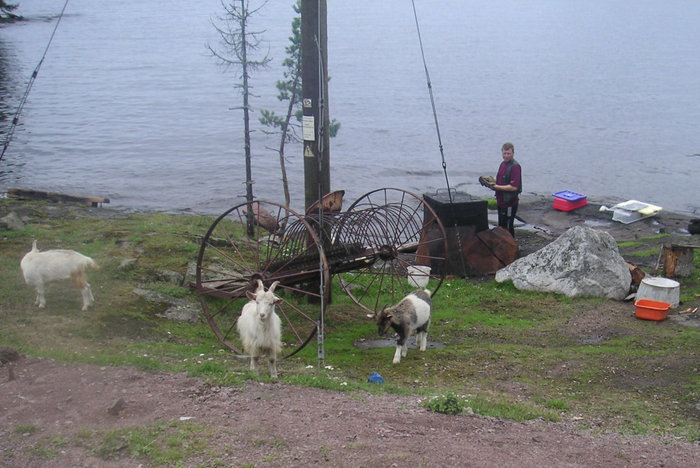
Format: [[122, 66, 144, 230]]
[[552, 190, 586, 202]]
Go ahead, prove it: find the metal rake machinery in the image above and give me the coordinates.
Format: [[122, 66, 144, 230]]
[[195, 188, 449, 358]]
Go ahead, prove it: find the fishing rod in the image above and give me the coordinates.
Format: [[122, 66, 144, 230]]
[[410, 0, 468, 277], [0, 0, 71, 163]]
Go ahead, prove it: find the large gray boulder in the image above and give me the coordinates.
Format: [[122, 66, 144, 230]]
[[495, 225, 631, 300]]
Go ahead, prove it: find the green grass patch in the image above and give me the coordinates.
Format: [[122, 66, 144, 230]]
[[14, 423, 39, 435], [2, 198, 699, 450], [617, 233, 669, 249], [83, 420, 210, 464]]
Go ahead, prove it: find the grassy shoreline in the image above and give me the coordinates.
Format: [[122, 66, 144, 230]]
[[1, 198, 698, 441]]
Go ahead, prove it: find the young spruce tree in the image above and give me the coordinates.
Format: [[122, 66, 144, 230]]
[[260, 0, 339, 209]]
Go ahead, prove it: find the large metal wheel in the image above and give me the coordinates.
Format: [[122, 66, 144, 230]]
[[337, 188, 448, 314], [195, 200, 329, 357]]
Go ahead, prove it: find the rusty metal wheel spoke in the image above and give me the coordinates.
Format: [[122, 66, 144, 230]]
[[338, 188, 448, 314], [196, 200, 329, 357]]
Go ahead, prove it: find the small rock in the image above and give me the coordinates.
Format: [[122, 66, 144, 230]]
[[158, 304, 200, 322], [107, 398, 126, 416], [119, 258, 137, 270], [0, 346, 20, 364], [0, 211, 25, 231], [153, 269, 185, 286], [183, 261, 197, 287]]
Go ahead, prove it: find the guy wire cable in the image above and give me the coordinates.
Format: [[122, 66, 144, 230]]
[[0, 0, 71, 163], [313, 5, 326, 368], [410, 0, 468, 277]]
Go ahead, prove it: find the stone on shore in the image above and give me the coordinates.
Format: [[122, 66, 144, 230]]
[[0, 211, 25, 231], [495, 225, 631, 300]]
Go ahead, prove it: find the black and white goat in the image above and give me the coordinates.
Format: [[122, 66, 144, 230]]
[[374, 289, 431, 364], [236, 280, 283, 378], [20, 241, 98, 311]]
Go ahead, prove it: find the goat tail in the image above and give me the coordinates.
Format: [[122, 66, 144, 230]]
[[88, 258, 99, 270], [31, 240, 39, 252]]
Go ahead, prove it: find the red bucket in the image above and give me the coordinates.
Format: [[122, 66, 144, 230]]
[[634, 299, 671, 321]]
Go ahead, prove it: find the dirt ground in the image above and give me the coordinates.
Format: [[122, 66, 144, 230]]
[[1, 197, 698, 467], [1, 354, 699, 468]]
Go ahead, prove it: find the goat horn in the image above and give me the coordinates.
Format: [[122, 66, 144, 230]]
[[269, 280, 280, 292]]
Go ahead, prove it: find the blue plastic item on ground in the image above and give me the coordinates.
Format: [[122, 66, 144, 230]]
[[367, 371, 385, 384]]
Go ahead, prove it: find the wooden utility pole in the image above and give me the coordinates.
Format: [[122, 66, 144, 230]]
[[301, 0, 330, 211]]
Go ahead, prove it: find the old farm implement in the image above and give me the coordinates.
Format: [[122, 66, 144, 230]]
[[195, 188, 449, 357]]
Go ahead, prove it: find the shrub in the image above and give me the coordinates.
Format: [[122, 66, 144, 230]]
[[422, 392, 469, 415]]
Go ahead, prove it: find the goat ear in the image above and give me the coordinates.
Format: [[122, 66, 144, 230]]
[[269, 281, 280, 292], [246, 290, 256, 301], [273, 296, 282, 305]]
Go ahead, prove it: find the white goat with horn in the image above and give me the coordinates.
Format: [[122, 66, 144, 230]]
[[236, 279, 283, 378]]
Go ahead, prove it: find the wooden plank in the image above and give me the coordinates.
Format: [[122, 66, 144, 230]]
[[6, 188, 109, 207]]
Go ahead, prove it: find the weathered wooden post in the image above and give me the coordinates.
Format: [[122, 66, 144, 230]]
[[301, 0, 331, 366], [663, 243, 695, 278], [301, 0, 330, 211]]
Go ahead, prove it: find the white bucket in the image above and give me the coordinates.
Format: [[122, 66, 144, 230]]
[[407, 265, 431, 288], [635, 276, 680, 308]]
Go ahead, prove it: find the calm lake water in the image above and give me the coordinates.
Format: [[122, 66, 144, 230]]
[[1, 0, 698, 215]]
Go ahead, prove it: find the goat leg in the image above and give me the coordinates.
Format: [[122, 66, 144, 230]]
[[418, 331, 427, 352], [81, 288, 90, 311], [35, 285, 46, 308], [392, 346, 403, 364], [269, 355, 278, 379]]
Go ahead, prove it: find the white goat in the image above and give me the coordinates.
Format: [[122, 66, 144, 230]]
[[374, 289, 431, 364], [236, 279, 283, 378], [20, 240, 98, 311]]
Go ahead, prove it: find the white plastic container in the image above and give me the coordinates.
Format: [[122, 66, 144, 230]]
[[407, 265, 431, 288], [611, 200, 662, 224], [612, 208, 641, 224], [635, 276, 680, 308]]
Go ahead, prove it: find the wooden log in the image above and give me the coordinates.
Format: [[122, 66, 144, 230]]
[[7, 188, 109, 207], [627, 262, 646, 285], [241, 202, 279, 234], [663, 243, 695, 278]]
